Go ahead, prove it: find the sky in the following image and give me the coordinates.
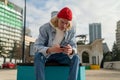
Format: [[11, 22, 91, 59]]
[[9, 0, 120, 50]]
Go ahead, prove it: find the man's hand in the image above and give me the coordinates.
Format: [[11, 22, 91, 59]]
[[46, 44, 63, 54], [63, 44, 73, 55]]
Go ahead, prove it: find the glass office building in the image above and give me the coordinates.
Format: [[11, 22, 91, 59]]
[[0, 0, 23, 55], [116, 20, 120, 49], [89, 23, 102, 43]]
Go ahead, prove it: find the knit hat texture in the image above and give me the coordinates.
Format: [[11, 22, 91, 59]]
[[57, 7, 72, 21]]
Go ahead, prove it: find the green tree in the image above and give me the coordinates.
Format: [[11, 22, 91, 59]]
[[100, 51, 113, 68], [0, 40, 7, 63], [112, 42, 120, 61], [26, 27, 32, 37], [9, 41, 18, 62], [25, 46, 33, 63], [76, 34, 87, 45], [77, 40, 85, 45], [14, 44, 22, 63]]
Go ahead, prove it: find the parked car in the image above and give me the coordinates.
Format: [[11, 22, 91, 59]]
[[2, 62, 16, 69], [0, 62, 3, 69]]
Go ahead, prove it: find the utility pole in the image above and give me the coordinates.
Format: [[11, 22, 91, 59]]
[[22, 0, 26, 63]]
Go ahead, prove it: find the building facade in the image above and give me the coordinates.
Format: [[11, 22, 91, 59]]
[[25, 35, 35, 46], [0, 0, 23, 56], [116, 20, 120, 50], [77, 39, 103, 66], [89, 23, 102, 43]]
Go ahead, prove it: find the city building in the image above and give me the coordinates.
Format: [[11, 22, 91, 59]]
[[0, 0, 23, 56], [25, 35, 35, 46], [116, 20, 120, 50], [89, 23, 102, 43], [25, 35, 35, 57], [77, 39, 103, 67], [51, 11, 58, 18], [102, 43, 110, 53]]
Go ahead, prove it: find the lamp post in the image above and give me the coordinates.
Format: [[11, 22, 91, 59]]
[[22, 0, 26, 63]]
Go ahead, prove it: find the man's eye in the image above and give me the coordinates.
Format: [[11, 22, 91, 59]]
[[61, 21, 64, 24]]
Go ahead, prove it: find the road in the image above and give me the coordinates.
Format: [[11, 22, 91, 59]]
[[0, 69, 120, 80]]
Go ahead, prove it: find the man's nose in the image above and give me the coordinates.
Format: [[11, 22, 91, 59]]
[[63, 24, 67, 28]]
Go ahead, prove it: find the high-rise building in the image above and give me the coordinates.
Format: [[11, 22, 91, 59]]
[[89, 23, 102, 43], [0, 0, 23, 55], [116, 20, 120, 49], [102, 43, 110, 53]]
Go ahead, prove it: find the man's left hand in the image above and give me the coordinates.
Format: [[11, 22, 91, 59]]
[[63, 44, 73, 55]]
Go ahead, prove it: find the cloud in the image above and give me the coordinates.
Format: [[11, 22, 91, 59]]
[[9, 0, 120, 50], [9, 0, 24, 8]]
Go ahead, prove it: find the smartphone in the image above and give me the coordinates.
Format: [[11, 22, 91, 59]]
[[60, 45, 65, 48], [60, 42, 68, 48]]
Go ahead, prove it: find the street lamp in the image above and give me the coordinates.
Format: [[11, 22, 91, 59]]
[[22, 0, 26, 63]]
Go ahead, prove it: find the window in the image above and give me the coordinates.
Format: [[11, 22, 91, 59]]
[[82, 51, 89, 63], [92, 56, 96, 65]]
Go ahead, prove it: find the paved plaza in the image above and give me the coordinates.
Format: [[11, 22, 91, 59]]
[[86, 69, 120, 80], [0, 69, 120, 80]]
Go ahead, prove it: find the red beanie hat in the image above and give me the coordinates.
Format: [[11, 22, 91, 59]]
[[57, 7, 72, 21]]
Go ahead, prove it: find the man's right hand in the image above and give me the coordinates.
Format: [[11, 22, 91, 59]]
[[46, 44, 64, 54]]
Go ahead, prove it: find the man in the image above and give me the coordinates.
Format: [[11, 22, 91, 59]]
[[34, 7, 80, 80]]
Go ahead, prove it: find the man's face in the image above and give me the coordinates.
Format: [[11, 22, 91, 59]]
[[58, 18, 70, 31]]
